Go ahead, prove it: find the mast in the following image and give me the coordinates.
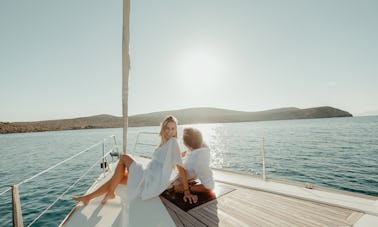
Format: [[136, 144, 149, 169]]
[[122, 0, 131, 154]]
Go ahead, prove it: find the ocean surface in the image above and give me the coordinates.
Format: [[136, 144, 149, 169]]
[[0, 116, 377, 226]]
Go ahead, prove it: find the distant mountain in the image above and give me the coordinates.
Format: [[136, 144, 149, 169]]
[[130, 106, 352, 126], [0, 106, 352, 134]]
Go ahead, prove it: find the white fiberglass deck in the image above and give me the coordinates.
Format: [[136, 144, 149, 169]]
[[60, 156, 175, 227], [61, 156, 378, 226]]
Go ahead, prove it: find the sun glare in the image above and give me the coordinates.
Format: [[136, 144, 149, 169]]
[[176, 49, 223, 89]]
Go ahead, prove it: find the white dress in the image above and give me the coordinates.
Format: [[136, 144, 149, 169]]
[[124, 137, 182, 201], [180, 147, 214, 190]]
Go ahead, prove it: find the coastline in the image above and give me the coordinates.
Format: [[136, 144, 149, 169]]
[[0, 106, 352, 134]]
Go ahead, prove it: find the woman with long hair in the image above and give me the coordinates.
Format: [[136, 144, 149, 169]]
[[73, 115, 197, 205]]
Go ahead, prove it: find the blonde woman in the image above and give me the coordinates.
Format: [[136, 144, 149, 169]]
[[172, 127, 215, 196], [73, 115, 197, 205]]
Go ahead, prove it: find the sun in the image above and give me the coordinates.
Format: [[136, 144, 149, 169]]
[[176, 49, 223, 89]]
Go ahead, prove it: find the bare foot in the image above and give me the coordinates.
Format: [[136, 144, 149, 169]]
[[101, 193, 115, 205], [72, 195, 91, 206]]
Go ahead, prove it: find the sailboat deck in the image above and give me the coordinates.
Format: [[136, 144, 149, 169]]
[[161, 182, 364, 226], [61, 157, 378, 227]]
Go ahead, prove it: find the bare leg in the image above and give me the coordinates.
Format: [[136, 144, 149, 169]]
[[73, 179, 112, 205], [101, 155, 134, 204], [120, 171, 128, 185], [73, 164, 129, 205]]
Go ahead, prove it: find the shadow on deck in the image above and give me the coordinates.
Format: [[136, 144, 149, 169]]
[[160, 182, 364, 227]]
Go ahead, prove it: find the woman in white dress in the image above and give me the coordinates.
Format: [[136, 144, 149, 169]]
[[73, 115, 198, 205], [172, 127, 215, 195]]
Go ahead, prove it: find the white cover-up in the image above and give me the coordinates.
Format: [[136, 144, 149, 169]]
[[181, 147, 214, 189], [124, 137, 182, 202]]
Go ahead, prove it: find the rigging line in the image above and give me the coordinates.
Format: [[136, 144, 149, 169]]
[[17, 135, 116, 187], [17, 140, 104, 187], [0, 186, 11, 196], [137, 132, 158, 135], [136, 142, 157, 146], [27, 149, 113, 227]]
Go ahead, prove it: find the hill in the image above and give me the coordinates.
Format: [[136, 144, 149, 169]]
[[0, 106, 352, 134]]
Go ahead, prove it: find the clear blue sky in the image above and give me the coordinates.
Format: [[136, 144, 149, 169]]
[[1, 0, 377, 122]]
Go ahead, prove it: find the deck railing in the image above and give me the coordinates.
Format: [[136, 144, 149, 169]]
[[131, 132, 270, 180], [130, 131, 159, 158], [0, 135, 119, 227]]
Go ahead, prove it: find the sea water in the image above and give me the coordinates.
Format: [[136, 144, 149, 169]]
[[0, 116, 377, 226]]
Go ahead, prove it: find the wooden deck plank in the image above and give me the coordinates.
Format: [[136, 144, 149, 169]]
[[198, 205, 219, 218], [189, 209, 219, 226], [232, 186, 352, 219], [227, 188, 358, 226], [216, 209, 252, 227], [218, 195, 298, 226], [234, 187, 355, 217], [165, 206, 184, 227], [160, 196, 206, 226], [230, 191, 341, 225], [161, 182, 365, 227], [220, 190, 309, 226], [347, 212, 364, 224], [190, 205, 222, 226]]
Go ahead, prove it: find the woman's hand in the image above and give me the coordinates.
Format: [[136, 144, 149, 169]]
[[181, 151, 187, 157], [183, 190, 198, 204]]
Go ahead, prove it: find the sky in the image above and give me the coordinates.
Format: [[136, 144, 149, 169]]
[[0, 0, 377, 122]]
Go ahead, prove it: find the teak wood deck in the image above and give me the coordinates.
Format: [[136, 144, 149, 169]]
[[161, 182, 364, 227]]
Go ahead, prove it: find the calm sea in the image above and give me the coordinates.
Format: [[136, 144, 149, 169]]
[[1, 116, 377, 226]]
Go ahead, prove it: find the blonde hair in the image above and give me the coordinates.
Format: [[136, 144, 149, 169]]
[[159, 115, 178, 147], [183, 127, 204, 150]]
